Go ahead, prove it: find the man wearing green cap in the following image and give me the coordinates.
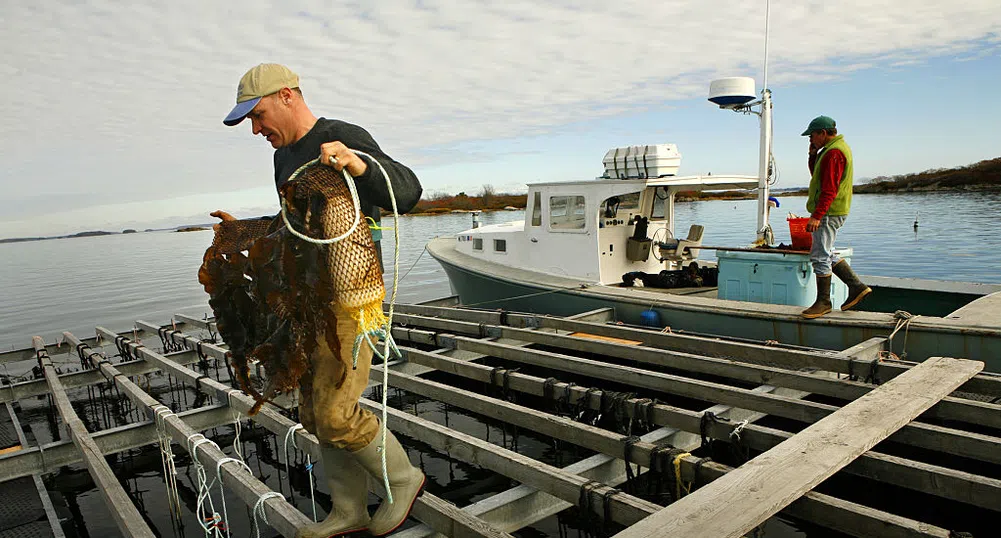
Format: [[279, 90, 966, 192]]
[[800, 115, 872, 319], [216, 63, 425, 538]]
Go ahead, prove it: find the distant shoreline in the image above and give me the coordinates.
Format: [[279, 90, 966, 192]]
[[5, 156, 998, 244], [5, 187, 998, 244]]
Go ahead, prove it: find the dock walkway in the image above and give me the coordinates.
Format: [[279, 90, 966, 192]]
[[0, 298, 997, 537]]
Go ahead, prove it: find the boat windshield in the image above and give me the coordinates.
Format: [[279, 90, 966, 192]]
[[651, 187, 669, 220], [599, 192, 640, 219]]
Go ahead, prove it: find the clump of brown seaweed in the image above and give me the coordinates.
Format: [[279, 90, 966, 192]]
[[198, 162, 384, 415]]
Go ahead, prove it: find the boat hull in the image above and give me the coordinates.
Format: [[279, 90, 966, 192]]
[[429, 237, 1001, 372]]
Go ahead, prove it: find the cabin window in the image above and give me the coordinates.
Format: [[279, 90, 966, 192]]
[[494, 239, 507, 252], [473, 238, 483, 251], [549, 195, 586, 230], [651, 187, 669, 220], [531, 192, 542, 227]]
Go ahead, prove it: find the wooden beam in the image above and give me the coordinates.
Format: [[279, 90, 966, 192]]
[[387, 313, 1001, 431], [68, 331, 311, 538], [0, 349, 205, 404], [122, 321, 513, 538], [173, 313, 216, 333], [612, 356, 983, 538], [470, 323, 1001, 431], [373, 358, 953, 538], [357, 396, 662, 526], [0, 404, 234, 482], [33, 336, 156, 538], [393, 343, 1001, 512], [672, 457, 953, 538], [434, 334, 1001, 466], [387, 304, 1001, 398]]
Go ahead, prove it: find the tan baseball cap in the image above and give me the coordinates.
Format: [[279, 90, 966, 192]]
[[223, 63, 300, 126]]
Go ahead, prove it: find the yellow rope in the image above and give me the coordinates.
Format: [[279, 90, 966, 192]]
[[673, 452, 692, 499], [366, 216, 393, 231]]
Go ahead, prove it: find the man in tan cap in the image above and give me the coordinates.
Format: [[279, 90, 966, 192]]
[[216, 63, 425, 538]]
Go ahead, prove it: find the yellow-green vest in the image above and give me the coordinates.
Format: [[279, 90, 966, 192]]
[[807, 135, 853, 216]]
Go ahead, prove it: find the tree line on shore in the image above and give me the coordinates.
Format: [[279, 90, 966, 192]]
[[413, 157, 1001, 209]]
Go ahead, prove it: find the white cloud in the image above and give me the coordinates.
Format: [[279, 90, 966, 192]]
[[2, 0, 1000, 236]]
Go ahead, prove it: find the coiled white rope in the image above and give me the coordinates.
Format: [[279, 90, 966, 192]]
[[279, 149, 401, 505]]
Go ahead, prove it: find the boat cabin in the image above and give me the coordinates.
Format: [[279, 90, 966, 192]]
[[453, 145, 759, 285]]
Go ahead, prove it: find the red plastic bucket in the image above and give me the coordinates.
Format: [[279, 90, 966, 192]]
[[787, 217, 812, 250]]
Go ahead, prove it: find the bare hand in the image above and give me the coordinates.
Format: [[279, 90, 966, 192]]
[[806, 217, 821, 233], [210, 210, 236, 233], [320, 141, 368, 177]]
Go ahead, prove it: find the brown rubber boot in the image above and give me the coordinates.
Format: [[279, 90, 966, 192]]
[[802, 274, 833, 319], [832, 259, 872, 311], [353, 430, 426, 536], [296, 445, 370, 538]]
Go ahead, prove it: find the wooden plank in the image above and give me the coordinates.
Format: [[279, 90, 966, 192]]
[[374, 357, 952, 538], [673, 457, 953, 538], [389, 312, 1001, 431], [567, 332, 642, 346], [0, 349, 205, 404], [438, 334, 1001, 465], [388, 303, 1001, 397], [0, 405, 234, 482], [121, 322, 513, 538], [357, 396, 662, 527], [69, 331, 311, 538], [173, 313, 216, 332], [612, 356, 983, 538], [393, 341, 1001, 512], [33, 336, 156, 538]]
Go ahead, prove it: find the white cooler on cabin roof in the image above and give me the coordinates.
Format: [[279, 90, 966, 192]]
[[716, 248, 852, 308], [602, 144, 681, 179]]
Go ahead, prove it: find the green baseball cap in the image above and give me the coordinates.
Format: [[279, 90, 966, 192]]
[[801, 115, 836, 136], [223, 63, 300, 126]]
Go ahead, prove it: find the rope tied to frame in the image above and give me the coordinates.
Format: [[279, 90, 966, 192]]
[[699, 411, 729, 452], [185, 433, 226, 537], [647, 443, 691, 503], [152, 405, 182, 522], [283, 423, 317, 522], [252, 491, 285, 538], [575, 387, 603, 424], [603, 391, 637, 434], [887, 310, 918, 360], [576, 480, 603, 538], [622, 435, 642, 491]]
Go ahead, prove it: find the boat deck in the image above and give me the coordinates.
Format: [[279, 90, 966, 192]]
[[0, 300, 998, 537]]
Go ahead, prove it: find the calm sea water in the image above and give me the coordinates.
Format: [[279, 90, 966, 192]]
[[1, 192, 998, 537], [4, 191, 1000, 352]]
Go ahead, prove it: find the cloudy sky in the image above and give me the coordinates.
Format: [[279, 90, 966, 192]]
[[2, 1, 1000, 238]]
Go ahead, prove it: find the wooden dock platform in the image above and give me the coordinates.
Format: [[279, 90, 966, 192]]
[[0, 298, 998, 537]]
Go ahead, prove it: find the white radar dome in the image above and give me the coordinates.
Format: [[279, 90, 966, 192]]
[[708, 77, 757, 108]]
